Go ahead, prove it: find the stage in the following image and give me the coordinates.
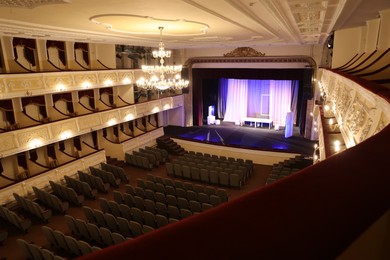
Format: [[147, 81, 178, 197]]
[[163, 123, 315, 156]]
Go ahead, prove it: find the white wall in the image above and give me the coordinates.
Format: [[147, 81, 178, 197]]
[[378, 9, 390, 50], [332, 27, 364, 68], [365, 19, 381, 52]]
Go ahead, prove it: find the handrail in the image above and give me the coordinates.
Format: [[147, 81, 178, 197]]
[[52, 105, 72, 117], [334, 53, 360, 70], [74, 58, 89, 70], [29, 159, 50, 169], [58, 149, 79, 159], [22, 110, 46, 124], [46, 59, 65, 71], [99, 97, 116, 108], [77, 101, 96, 112], [118, 95, 133, 105], [97, 59, 113, 69], [349, 48, 390, 74], [102, 135, 120, 144], [82, 141, 98, 150], [340, 50, 377, 73], [13, 58, 35, 73]]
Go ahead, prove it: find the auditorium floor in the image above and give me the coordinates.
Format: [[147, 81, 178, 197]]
[[0, 158, 272, 260]]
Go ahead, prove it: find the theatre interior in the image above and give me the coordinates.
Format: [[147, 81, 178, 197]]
[[0, 0, 389, 259]]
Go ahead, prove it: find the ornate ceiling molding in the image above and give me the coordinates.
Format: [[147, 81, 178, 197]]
[[90, 14, 209, 37], [185, 55, 317, 68], [223, 47, 265, 57], [0, 0, 70, 9]]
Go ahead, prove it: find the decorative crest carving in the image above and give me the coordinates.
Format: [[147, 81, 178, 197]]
[[224, 47, 265, 57]]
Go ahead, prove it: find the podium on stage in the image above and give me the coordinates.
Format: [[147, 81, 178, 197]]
[[207, 106, 216, 125], [285, 111, 294, 138]]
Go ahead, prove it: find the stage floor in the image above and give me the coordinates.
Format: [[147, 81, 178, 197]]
[[163, 123, 316, 156]]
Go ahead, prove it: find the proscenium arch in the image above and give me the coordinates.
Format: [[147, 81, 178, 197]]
[[182, 55, 317, 127]]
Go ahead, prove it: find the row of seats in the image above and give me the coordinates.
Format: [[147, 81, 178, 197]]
[[78, 170, 110, 193], [125, 182, 224, 208], [33, 186, 69, 214], [16, 238, 65, 260], [125, 152, 154, 170], [13, 193, 52, 222], [144, 174, 229, 202], [84, 205, 177, 236], [100, 162, 129, 183], [266, 155, 312, 184], [102, 193, 206, 222], [0, 205, 31, 232], [183, 151, 254, 173], [99, 198, 186, 229], [116, 190, 214, 218], [49, 181, 84, 206], [169, 162, 245, 188], [82, 206, 154, 237], [89, 166, 121, 188], [42, 225, 101, 258], [64, 175, 98, 199], [64, 215, 130, 248], [273, 155, 312, 169], [143, 146, 169, 163]]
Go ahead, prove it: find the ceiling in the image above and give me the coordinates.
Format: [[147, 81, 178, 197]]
[[0, 0, 389, 49]]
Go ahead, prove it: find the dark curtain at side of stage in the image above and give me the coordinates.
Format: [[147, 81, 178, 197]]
[[202, 79, 219, 124], [218, 79, 228, 119], [192, 73, 203, 126]]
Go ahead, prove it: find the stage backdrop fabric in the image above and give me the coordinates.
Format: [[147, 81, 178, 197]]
[[220, 78, 297, 126]]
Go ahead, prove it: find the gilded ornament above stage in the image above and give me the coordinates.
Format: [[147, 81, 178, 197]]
[[224, 47, 265, 57]]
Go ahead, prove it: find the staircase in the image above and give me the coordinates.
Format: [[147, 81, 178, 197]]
[[156, 136, 185, 155], [105, 156, 126, 167]]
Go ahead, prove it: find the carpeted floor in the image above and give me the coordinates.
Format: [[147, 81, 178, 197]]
[[0, 156, 272, 260], [164, 123, 316, 156]]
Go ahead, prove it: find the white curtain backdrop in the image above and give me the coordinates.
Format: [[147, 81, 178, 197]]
[[223, 79, 248, 123], [222, 79, 295, 126], [247, 80, 270, 117], [269, 80, 293, 126]]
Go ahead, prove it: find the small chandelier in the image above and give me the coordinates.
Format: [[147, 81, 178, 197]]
[[137, 27, 189, 90]]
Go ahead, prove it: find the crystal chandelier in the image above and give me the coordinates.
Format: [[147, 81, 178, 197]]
[[137, 27, 189, 90]]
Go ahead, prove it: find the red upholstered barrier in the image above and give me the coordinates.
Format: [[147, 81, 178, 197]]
[[78, 124, 390, 260]]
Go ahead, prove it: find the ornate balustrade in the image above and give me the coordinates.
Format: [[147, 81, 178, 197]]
[[314, 68, 390, 161]]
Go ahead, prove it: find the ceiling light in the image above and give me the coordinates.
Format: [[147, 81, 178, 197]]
[[137, 27, 189, 90]]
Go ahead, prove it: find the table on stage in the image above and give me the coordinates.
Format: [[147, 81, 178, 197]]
[[241, 117, 273, 129]]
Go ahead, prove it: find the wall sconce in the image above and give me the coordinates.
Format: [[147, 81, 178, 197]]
[[125, 114, 134, 121], [56, 83, 66, 92], [123, 77, 131, 84], [82, 81, 91, 88], [104, 79, 113, 86], [29, 138, 43, 148], [60, 130, 72, 140], [107, 118, 117, 126]]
